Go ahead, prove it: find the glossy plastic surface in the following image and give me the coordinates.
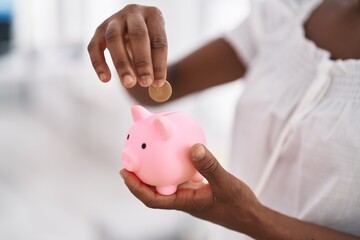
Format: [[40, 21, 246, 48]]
[[121, 105, 206, 195]]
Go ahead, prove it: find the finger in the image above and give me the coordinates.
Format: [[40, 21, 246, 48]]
[[190, 144, 228, 187], [120, 169, 176, 209], [88, 23, 112, 82], [177, 180, 206, 190], [105, 20, 137, 88], [120, 169, 213, 212], [120, 169, 156, 202], [127, 15, 154, 87], [145, 7, 168, 87]]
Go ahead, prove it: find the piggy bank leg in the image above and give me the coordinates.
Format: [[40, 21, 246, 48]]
[[191, 171, 204, 182], [156, 185, 177, 195]]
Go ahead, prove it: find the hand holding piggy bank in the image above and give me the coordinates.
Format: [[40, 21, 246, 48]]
[[121, 105, 206, 195]]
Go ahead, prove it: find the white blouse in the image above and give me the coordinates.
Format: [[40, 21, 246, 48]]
[[220, 0, 360, 239]]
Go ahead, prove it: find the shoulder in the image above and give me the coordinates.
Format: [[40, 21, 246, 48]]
[[244, 0, 296, 43], [223, 0, 322, 64], [249, 0, 322, 40]]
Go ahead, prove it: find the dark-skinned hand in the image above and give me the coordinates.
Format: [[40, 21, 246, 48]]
[[120, 143, 264, 235], [88, 4, 168, 88]]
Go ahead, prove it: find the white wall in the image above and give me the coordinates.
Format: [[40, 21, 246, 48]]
[[13, 0, 249, 60], [9, 0, 250, 160], [1, 1, 250, 239]]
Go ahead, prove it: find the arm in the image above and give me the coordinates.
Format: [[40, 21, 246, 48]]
[[120, 144, 360, 240], [128, 37, 246, 105], [259, 206, 360, 240], [88, 4, 246, 106]]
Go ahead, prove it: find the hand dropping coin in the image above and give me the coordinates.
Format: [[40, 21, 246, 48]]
[[148, 80, 172, 102]]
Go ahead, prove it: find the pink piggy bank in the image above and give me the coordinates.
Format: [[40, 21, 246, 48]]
[[121, 105, 206, 195]]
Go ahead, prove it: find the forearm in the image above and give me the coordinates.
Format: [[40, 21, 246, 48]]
[[119, 143, 360, 240], [247, 205, 360, 240], [168, 37, 246, 99], [127, 37, 246, 105]]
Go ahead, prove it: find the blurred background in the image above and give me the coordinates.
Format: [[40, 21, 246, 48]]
[[0, 0, 249, 239]]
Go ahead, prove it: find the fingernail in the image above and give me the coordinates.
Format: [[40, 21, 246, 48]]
[[192, 145, 206, 162], [138, 76, 152, 87], [152, 79, 165, 88], [99, 73, 107, 82], [122, 75, 135, 87]]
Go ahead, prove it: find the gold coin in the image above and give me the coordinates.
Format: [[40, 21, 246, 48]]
[[148, 80, 172, 102]]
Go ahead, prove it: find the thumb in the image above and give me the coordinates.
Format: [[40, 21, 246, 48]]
[[190, 143, 227, 185]]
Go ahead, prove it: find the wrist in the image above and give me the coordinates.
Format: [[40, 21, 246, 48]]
[[243, 203, 283, 240]]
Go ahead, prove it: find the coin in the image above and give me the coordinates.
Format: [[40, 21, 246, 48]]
[[148, 80, 172, 102]]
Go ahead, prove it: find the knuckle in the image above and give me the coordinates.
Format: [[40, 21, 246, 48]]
[[148, 6, 163, 18], [150, 35, 167, 50], [104, 24, 120, 43], [91, 59, 102, 69], [153, 67, 166, 81], [114, 59, 129, 70], [129, 25, 147, 39], [124, 4, 141, 12], [148, 7, 165, 26], [134, 60, 151, 69], [171, 194, 185, 211], [87, 40, 96, 53], [95, 22, 107, 34], [153, 66, 165, 76], [201, 155, 219, 175], [144, 199, 158, 209], [191, 198, 203, 211], [178, 192, 206, 213]]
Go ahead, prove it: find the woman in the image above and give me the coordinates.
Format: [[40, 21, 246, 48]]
[[87, 0, 360, 239]]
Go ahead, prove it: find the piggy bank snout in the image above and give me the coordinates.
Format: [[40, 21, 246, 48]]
[[121, 149, 139, 172]]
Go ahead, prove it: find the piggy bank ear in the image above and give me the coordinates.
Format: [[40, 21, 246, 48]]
[[153, 116, 175, 141], [131, 105, 151, 122]]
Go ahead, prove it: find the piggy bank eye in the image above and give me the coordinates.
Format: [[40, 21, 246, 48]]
[[141, 143, 146, 149], [127, 134, 130, 140]]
